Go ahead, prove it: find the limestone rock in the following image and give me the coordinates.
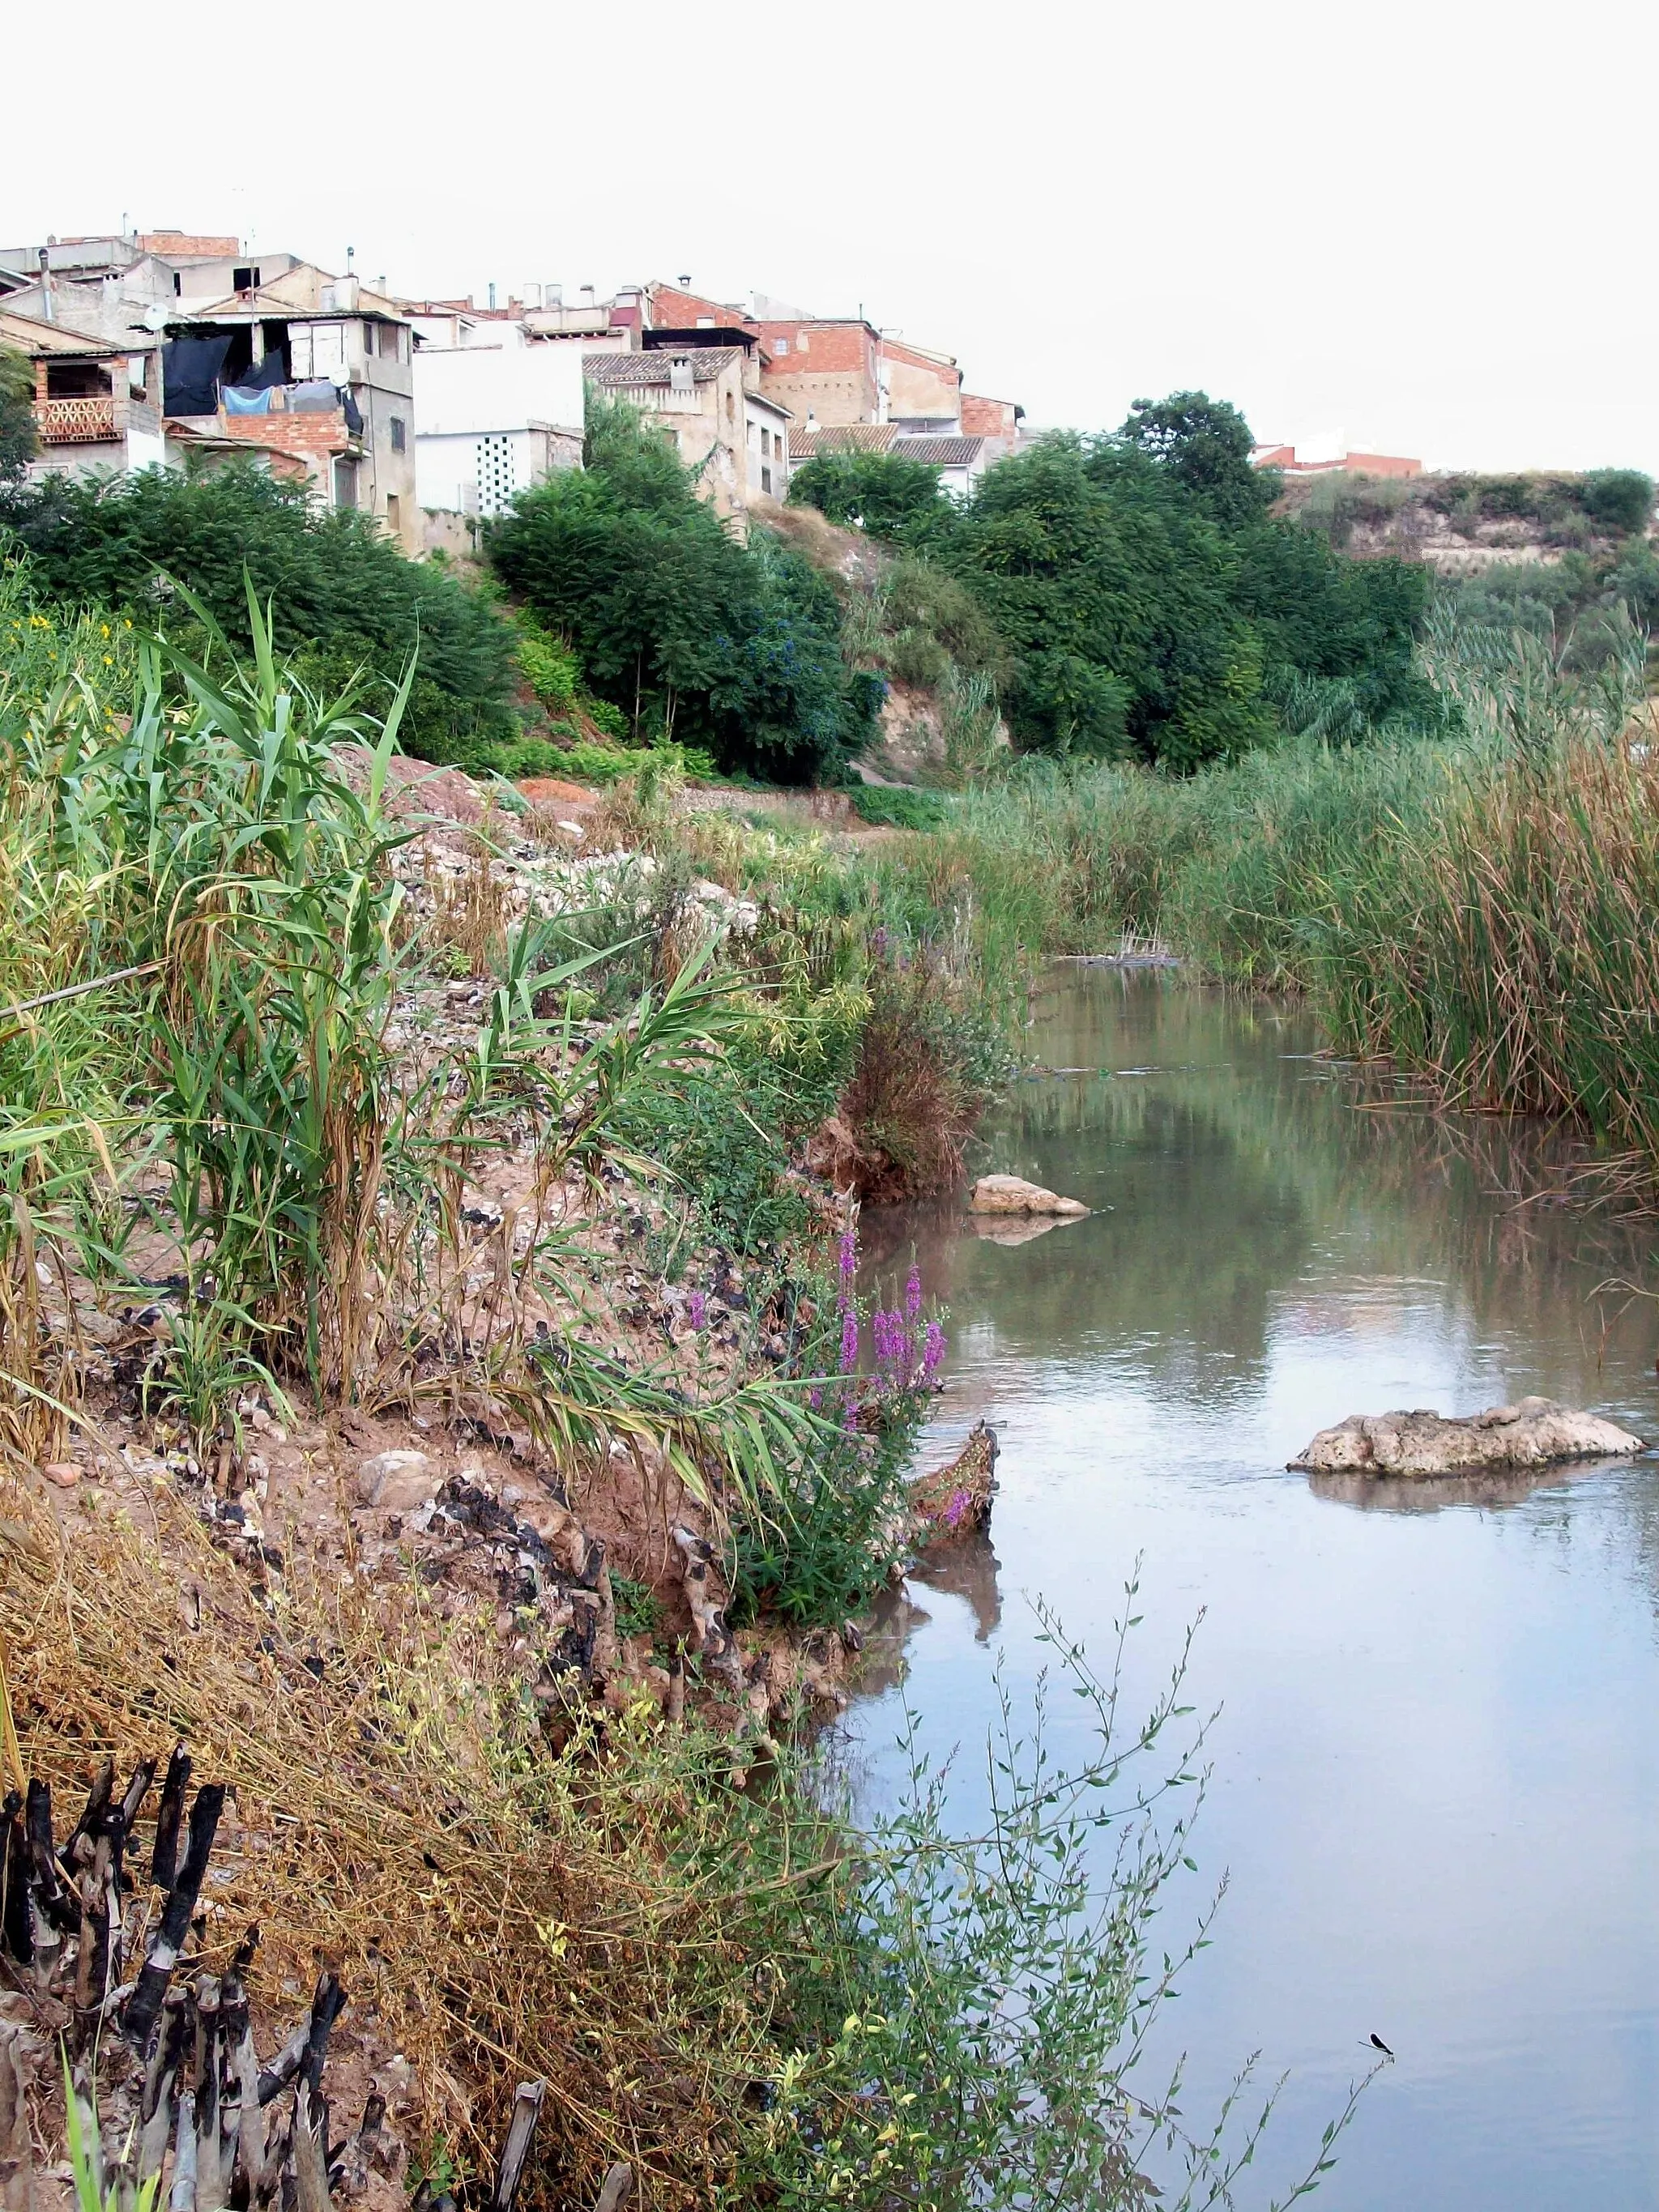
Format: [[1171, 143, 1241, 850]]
[[1289, 1396, 1644, 1477], [968, 1174, 1089, 1217], [356, 1448, 436, 1510]]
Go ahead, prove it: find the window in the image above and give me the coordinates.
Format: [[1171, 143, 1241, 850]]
[[774, 336, 788, 355], [172, 272, 182, 296], [385, 492, 401, 537], [761, 464, 772, 495], [390, 416, 406, 453], [726, 390, 735, 423], [760, 426, 770, 457], [377, 322, 400, 359], [232, 265, 260, 291], [797, 330, 810, 352], [332, 457, 359, 509]]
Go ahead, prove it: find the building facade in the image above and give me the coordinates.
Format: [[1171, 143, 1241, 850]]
[[412, 318, 585, 526], [585, 344, 791, 528]]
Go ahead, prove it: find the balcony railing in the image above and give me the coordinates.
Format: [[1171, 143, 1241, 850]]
[[35, 395, 118, 445]]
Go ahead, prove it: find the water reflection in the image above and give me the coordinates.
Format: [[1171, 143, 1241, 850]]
[[848, 970, 1659, 2212]]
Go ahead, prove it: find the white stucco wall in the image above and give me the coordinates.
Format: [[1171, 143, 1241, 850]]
[[413, 339, 584, 442]]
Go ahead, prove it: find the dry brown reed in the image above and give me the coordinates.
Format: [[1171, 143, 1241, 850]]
[[0, 1483, 840, 2210]]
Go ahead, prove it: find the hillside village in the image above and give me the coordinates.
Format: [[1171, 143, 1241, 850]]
[[0, 229, 1028, 547]]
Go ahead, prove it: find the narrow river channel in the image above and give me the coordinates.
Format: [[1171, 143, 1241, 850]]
[[847, 966, 1659, 2211]]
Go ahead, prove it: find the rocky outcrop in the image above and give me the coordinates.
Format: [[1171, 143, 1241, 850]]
[[1290, 1396, 1644, 1477], [968, 1174, 1089, 1217]]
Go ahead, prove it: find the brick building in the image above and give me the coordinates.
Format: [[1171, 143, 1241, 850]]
[[0, 301, 167, 477], [160, 263, 419, 548], [1251, 443, 1422, 479]]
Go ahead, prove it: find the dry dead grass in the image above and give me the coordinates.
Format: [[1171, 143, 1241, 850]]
[[0, 1479, 838, 2210]]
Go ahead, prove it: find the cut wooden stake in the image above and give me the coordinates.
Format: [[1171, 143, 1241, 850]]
[[488, 2080, 545, 2212], [594, 2163, 633, 2212]]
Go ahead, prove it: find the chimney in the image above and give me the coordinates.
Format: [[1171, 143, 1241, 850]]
[[37, 245, 52, 320], [669, 355, 694, 396]]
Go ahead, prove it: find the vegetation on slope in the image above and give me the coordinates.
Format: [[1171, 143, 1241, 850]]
[[791, 394, 1431, 767], [488, 399, 880, 782]]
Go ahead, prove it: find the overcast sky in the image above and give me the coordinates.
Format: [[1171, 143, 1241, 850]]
[[6, 0, 1652, 472]]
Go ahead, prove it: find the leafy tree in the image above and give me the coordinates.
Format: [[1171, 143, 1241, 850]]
[[942, 436, 1273, 765], [0, 348, 36, 483], [1120, 390, 1274, 531], [488, 398, 872, 779], [1580, 468, 1653, 535], [0, 462, 516, 758], [787, 447, 949, 543]]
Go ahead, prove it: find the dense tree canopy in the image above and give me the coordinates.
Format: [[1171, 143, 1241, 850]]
[[788, 391, 1430, 767], [488, 400, 876, 779]]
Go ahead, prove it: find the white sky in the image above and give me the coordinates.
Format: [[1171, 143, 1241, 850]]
[[6, 0, 1653, 472]]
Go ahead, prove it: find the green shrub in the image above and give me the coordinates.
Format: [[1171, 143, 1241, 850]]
[[847, 783, 949, 830], [885, 627, 949, 688], [884, 556, 1010, 680], [514, 620, 579, 707], [0, 463, 517, 761], [787, 447, 949, 543], [1581, 467, 1654, 534], [584, 694, 629, 742]]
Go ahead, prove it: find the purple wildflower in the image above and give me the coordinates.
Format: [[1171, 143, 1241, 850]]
[[842, 1398, 862, 1433], [686, 1289, 707, 1332], [905, 1266, 923, 1321], [871, 925, 889, 957], [808, 1386, 824, 1409], [922, 1319, 945, 1379], [871, 1309, 900, 1367], [837, 1224, 858, 1310], [839, 1308, 859, 1372], [943, 1485, 971, 1530]]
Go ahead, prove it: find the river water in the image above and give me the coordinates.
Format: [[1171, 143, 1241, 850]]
[[847, 967, 1659, 2211]]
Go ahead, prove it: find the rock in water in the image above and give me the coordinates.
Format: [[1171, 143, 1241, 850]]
[[968, 1174, 1089, 1217], [1289, 1397, 1644, 1477], [911, 1421, 1000, 1543]]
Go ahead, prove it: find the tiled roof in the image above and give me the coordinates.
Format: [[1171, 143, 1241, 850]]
[[892, 436, 985, 467], [786, 425, 987, 467], [584, 348, 740, 386], [787, 424, 897, 457]]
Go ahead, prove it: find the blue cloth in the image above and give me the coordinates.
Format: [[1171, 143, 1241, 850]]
[[221, 386, 275, 414]]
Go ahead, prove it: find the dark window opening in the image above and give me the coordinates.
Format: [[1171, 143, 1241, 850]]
[[172, 272, 182, 296], [45, 360, 112, 399], [390, 416, 406, 453], [232, 265, 261, 292]]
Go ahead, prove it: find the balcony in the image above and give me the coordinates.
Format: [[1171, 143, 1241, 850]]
[[35, 395, 118, 445]]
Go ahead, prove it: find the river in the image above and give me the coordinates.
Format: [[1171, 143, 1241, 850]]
[[847, 966, 1659, 2210]]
